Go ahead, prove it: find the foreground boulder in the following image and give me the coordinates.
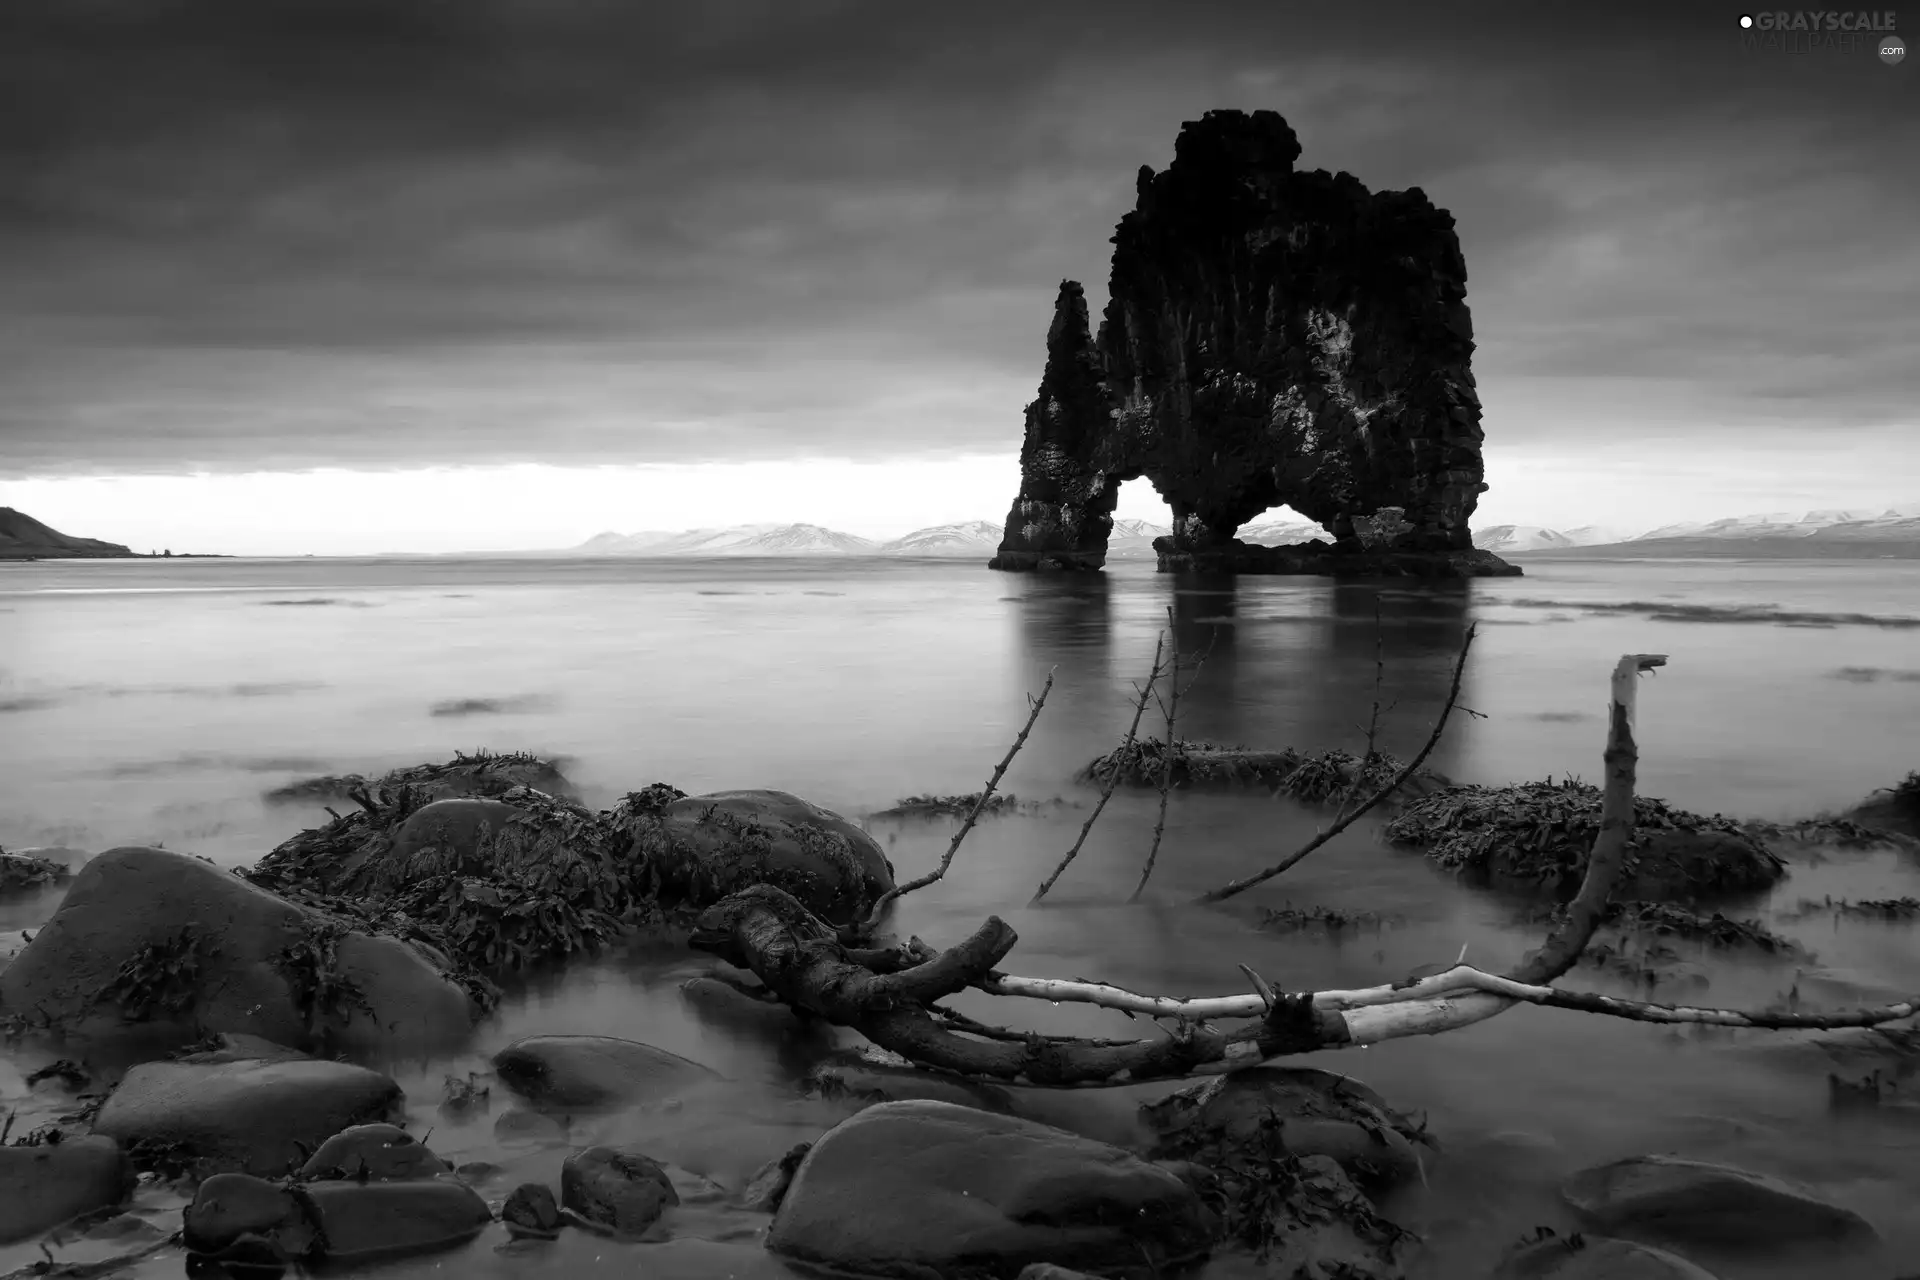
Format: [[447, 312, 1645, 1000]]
[[561, 1146, 679, 1237], [1386, 780, 1786, 901], [92, 1057, 403, 1177], [1494, 1233, 1721, 1279], [0, 1136, 134, 1243], [612, 788, 896, 928], [767, 1099, 1212, 1279], [184, 1171, 492, 1265], [492, 1035, 721, 1112], [1143, 1066, 1428, 1188], [1561, 1154, 1876, 1246], [0, 846, 477, 1051]]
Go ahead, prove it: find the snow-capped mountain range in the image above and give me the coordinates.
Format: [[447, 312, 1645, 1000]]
[[553, 505, 1920, 558]]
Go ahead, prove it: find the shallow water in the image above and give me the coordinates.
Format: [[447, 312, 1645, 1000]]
[[3, 555, 1919, 1279]]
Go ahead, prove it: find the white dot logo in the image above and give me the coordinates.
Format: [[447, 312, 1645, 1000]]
[[1883, 34, 1907, 64], [1739, 13, 1754, 27]]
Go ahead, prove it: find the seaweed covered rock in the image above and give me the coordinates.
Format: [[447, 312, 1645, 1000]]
[[0, 846, 478, 1051], [0, 1135, 134, 1244], [93, 1058, 403, 1177], [1079, 740, 1448, 807], [1846, 771, 1920, 838], [611, 788, 895, 929], [1143, 1066, 1429, 1189], [247, 785, 632, 977], [492, 1035, 721, 1113], [262, 749, 576, 806], [1385, 779, 1786, 901], [0, 850, 71, 896], [768, 1101, 1212, 1279]]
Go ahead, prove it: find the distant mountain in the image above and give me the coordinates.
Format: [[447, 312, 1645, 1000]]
[[880, 521, 1004, 555], [0, 507, 135, 559], [1239, 518, 1326, 545], [571, 523, 879, 556], [1475, 524, 1577, 552], [1515, 506, 1920, 560]]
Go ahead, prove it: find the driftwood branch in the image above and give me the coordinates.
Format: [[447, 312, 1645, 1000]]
[[1194, 623, 1478, 903], [698, 651, 1920, 1088], [1032, 635, 1167, 905], [855, 668, 1055, 934]]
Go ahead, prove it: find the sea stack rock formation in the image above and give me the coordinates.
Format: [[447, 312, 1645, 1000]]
[[989, 109, 1519, 578]]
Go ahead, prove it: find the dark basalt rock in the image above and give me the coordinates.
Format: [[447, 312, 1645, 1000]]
[[989, 109, 1517, 579], [767, 1099, 1212, 1279], [492, 1034, 721, 1113]]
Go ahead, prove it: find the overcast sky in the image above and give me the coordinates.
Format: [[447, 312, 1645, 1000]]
[[2, 0, 1915, 553]]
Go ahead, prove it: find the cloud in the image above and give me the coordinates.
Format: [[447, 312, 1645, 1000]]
[[0, 0, 1913, 477]]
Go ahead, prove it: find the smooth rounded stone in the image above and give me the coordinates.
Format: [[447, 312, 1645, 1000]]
[[806, 1052, 1016, 1113], [679, 974, 807, 1032], [492, 1034, 720, 1112], [0, 846, 475, 1052], [91, 1057, 403, 1177], [1494, 1233, 1723, 1279], [298, 1179, 495, 1263], [0, 1135, 134, 1244], [183, 1173, 314, 1256], [1562, 1154, 1878, 1246], [620, 788, 896, 927], [561, 1146, 680, 1237], [768, 1099, 1213, 1279], [297, 1124, 450, 1181], [503, 1182, 564, 1238], [1142, 1065, 1426, 1187]]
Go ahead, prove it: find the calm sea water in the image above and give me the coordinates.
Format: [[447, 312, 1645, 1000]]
[[3, 554, 1919, 1280]]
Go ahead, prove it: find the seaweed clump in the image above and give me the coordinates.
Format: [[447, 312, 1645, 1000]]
[[1385, 777, 1786, 901], [263, 749, 576, 806], [246, 782, 644, 985], [1079, 739, 1304, 789]]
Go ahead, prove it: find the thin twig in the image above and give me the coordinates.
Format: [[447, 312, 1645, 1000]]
[[856, 668, 1057, 933], [1194, 623, 1478, 903], [1329, 597, 1390, 827], [1130, 608, 1186, 901], [1032, 635, 1167, 904]]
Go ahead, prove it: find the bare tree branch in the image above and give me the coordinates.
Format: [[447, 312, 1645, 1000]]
[[1131, 608, 1186, 902], [1194, 623, 1478, 903], [1031, 635, 1167, 905], [855, 668, 1056, 934]]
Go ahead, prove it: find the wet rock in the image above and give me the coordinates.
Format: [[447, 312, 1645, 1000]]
[[806, 1052, 1016, 1113], [183, 1173, 313, 1256], [740, 1143, 811, 1213], [679, 973, 807, 1033], [0, 851, 70, 895], [503, 1182, 563, 1238], [1384, 782, 1786, 902], [297, 1123, 449, 1181], [91, 1057, 403, 1177], [1846, 774, 1920, 838], [1561, 1154, 1877, 1246], [0, 846, 476, 1052], [0, 1135, 134, 1244], [561, 1146, 679, 1237], [492, 1034, 720, 1112], [1143, 1065, 1428, 1188], [612, 788, 896, 927], [299, 1178, 494, 1263], [768, 1099, 1212, 1279], [1494, 1233, 1722, 1279], [1018, 1267, 1103, 1280]]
